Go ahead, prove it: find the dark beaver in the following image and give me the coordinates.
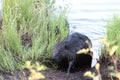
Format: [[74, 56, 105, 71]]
[[52, 32, 93, 74]]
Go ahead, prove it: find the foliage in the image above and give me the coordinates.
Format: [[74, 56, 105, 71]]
[[84, 63, 102, 80], [100, 38, 120, 80], [1, 0, 68, 71], [77, 48, 90, 54], [23, 61, 46, 80], [0, 76, 4, 80], [106, 14, 120, 56], [86, 38, 120, 80]]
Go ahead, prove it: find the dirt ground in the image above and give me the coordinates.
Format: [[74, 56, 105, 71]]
[[0, 68, 92, 80], [0, 61, 120, 80]]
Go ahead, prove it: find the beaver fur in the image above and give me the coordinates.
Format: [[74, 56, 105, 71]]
[[52, 32, 93, 73]]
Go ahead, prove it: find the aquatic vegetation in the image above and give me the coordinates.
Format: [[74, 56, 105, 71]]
[[106, 14, 120, 57], [100, 38, 120, 80], [85, 38, 120, 80], [0, 76, 3, 80], [1, 0, 68, 71]]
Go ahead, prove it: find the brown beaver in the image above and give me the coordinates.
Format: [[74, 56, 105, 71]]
[[52, 32, 93, 74]]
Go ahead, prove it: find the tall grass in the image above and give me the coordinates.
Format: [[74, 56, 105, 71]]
[[106, 14, 120, 57], [1, 0, 68, 71]]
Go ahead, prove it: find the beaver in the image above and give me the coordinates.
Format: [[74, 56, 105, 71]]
[[52, 32, 93, 74]]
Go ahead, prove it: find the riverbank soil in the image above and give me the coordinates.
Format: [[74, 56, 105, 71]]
[[0, 60, 120, 80], [0, 68, 93, 80]]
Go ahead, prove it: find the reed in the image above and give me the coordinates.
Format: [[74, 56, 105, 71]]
[[106, 14, 120, 57], [1, 0, 68, 71]]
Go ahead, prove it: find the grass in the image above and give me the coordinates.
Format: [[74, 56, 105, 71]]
[[98, 14, 120, 80], [1, 0, 68, 71], [106, 14, 120, 57], [0, 76, 4, 80], [89, 38, 120, 80]]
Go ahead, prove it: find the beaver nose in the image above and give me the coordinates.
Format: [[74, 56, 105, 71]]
[[52, 56, 58, 62]]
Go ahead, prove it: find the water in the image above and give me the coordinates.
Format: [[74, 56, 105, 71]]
[[55, 0, 120, 67]]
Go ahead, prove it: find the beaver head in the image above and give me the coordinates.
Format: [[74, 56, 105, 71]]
[[52, 41, 71, 63]]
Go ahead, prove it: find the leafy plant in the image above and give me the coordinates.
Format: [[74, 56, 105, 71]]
[[84, 63, 102, 80], [23, 61, 46, 80], [84, 38, 120, 80], [101, 38, 120, 80]]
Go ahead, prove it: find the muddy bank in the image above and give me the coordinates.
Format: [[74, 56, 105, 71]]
[[0, 62, 120, 80], [0, 68, 93, 80]]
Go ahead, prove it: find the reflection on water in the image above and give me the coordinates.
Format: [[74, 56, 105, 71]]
[[55, 0, 120, 53], [55, 0, 120, 67]]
